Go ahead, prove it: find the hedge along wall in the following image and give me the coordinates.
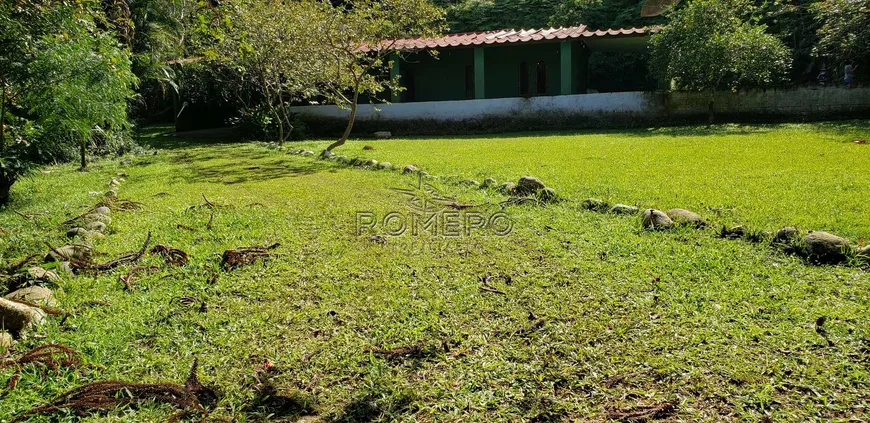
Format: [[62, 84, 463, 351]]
[[291, 87, 870, 137]]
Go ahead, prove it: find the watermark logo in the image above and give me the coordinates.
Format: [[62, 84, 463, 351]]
[[356, 174, 512, 237]]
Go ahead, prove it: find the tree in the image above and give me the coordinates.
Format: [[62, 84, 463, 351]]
[[209, 0, 326, 145], [649, 0, 791, 92], [815, 0, 869, 83], [26, 23, 137, 170], [317, 0, 444, 152], [0, 1, 136, 204]]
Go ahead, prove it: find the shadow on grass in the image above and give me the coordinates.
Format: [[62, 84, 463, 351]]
[[338, 119, 869, 144], [153, 141, 335, 185]]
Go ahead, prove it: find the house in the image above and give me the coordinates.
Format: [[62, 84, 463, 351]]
[[382, 25, 652, 103]]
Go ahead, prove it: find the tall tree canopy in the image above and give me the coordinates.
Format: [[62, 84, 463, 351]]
[[649, 0, 791, 91]]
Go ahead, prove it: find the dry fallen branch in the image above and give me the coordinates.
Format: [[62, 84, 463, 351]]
[[6, 253, 42, 274], [478, 273, 506, 296], [364, 342, 428, 361], [69, 232, 152, 272], [11, 359, 217, 423], [119, 265, 160, 290], [0, 344, 85, 393], [150, 245, 190, 266], [607, 402, 676, 422], [221, 243, 280, 270]]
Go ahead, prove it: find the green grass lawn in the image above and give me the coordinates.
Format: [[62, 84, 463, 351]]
[[1, 122, 869, 422], [305, 121, 870, 239]]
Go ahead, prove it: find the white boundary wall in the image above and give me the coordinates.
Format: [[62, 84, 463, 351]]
[[291, 87, 870, 125]]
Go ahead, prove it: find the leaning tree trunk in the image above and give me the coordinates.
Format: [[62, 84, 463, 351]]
[[326, 90, 359, 152]]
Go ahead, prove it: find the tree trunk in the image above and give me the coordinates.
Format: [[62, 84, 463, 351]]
[[0, 84, 7, 152], [79, 136, 87, 170], [326, 90, 359, 152], [707, 89, 715, 127], [0, 172, 14, 206]]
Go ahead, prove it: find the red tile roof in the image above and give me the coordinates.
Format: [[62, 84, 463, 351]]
[[369, 25, 651, 52]]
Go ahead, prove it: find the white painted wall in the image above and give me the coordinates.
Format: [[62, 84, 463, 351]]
[[291, 87, 870, 124], [291, 92, 647, 122]]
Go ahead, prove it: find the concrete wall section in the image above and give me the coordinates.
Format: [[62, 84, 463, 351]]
[[293, 91, 646, 122], [292, 87, 870, 136]]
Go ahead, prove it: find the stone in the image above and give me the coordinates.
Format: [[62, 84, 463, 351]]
[[460, 179, 480, 187], [802, 231, 850, 264], [772, 226, 799, 245], [363, 145, 376, 150], [117, 172, 128, 177], [66, 227, 88, 238], [857, 245, 870, 261], [84, 213, 111, 224], [515, 176, 546, 195], [319, 150, 334, 159], [403, 165, 418, 174], [300, 150, 315, 156], [336, 156, 348, 163], [539, 187, 558, 202], [721, 225, 746, 239], [0, 331, 13, 350], [85, 221, 107, 232], [106, 189, 118, 198], [498, 182, 516, 194], [483, 178, 497, 187], [377, 162, 392, 170], [45, 245, 90, 262], [641, 209, 673, 230], [5, 286, 57, 307], [27, 267, 59, 283], [109, 178, 121, 187], [374, 131, 392, 139], [0, 297, 46, 333], [365, 159, 378, 167], [581, 198, 608, 212], [610, 204, 639, 215], [419, 171, 431, 178], [666, 208, 706, 228], [94, 206, 111, 215], [56, 262, 74, 276]]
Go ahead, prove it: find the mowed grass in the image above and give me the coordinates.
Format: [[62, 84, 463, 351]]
[[0, 123, 867, 422], [305, 121, 870, 239]]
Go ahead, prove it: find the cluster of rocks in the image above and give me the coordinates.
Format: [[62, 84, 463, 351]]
[[2, 174, 127, 349], [0, 249, 77, 349], [70, 176, 122, 240]]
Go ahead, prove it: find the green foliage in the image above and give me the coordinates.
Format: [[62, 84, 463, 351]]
[[26, 21, 136, 167], [649, 0, 791, 91], [815, 0, 870, 73], [0, 0, 136, 202], [438, 0, 560, 32], [551, 0, 659, 29]]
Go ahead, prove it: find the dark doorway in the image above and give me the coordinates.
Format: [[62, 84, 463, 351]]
[[465, 65, 475, 99], [519, 62, 530, 97], [536, 61, 547, 95]]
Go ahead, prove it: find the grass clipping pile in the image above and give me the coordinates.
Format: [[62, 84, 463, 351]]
[[11, 359, 218, 422]]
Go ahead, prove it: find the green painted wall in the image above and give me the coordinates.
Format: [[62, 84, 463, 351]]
[[398, 43, 581, 102], [482, 44, 561, 99], [400, 49, 474, 102]]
